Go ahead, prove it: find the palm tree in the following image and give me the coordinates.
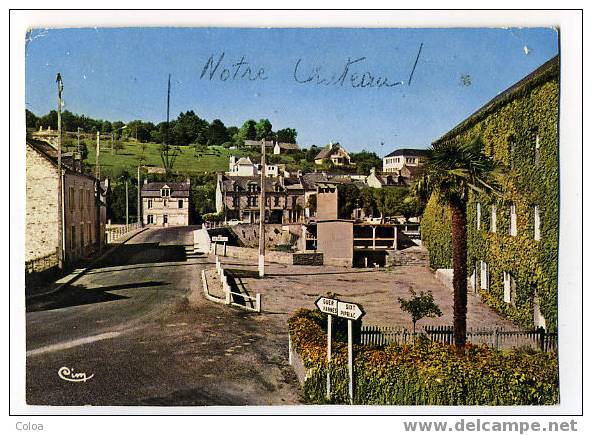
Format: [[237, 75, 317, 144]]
[[415, 136, 501, 354]]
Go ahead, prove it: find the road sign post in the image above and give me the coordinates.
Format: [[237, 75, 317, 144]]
[[326, 314, 332, 401], [315, 296, 364, 405], [211, 236, 228, 257]]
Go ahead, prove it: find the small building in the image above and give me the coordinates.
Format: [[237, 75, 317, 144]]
[[26, 138, 106, 271], [382, 148, 428, 173], [314, 143, 351, 166], [365, 167, 404, 188], [273, 142, 300, 155], [142, 180, 190, 226], [228, 155, 280, 177]]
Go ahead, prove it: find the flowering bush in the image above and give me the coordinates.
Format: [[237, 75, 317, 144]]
[[288, 309, 559, 405]]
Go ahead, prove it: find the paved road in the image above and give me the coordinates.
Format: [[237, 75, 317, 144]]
[[26, 226, 301, 406]]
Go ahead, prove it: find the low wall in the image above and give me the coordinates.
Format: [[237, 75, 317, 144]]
[[292, 252, 323, 266], [386, 247, 430, 267], [213, 245, 324, 266], [434, 268, 474, 293], [288, 334, 309, 386]]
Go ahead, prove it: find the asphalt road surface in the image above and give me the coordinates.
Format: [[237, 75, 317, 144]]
[[26, 226, 301, 406]]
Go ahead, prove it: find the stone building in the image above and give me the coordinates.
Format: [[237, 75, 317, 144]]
[[142, 180, 190, 226], [216, 173, 323, 224], [26, 138, 106, 271], [421, 55, 560, 330]]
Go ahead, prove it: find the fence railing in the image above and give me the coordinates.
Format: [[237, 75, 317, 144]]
[[214, 256, 261, 312], [105, 222, 142, 244], [203, 221, 228, 230], [361, 325, 557, 352]]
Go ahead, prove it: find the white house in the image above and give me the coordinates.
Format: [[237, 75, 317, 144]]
[[383, 148, 428, 173], [142, 180, 190, 226]]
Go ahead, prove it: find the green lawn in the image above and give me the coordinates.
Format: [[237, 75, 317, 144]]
[[81, 141, 247, 178]]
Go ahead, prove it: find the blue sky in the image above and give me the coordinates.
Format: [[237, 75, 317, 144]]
[[25, 27, 558, 156]]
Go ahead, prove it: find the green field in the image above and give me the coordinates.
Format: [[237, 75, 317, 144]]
[[80, 140, 247, 178]]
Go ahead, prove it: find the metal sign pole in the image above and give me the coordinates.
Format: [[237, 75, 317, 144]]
[[214, 241, 217, 256], [348, 319, 353, 405], [326, 314, 332, 401]]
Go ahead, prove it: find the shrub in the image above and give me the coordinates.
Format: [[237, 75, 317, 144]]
[[288, 309, 559, 405]]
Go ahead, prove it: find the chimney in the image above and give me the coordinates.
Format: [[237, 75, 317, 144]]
[[186, 177, 191, 185], [144, 178, 148, 185]]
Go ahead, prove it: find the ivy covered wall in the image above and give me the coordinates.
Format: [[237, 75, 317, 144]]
[[422, 57, 559, 330]]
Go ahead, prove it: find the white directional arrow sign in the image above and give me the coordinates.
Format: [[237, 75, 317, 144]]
[[337, 301, 364, 321], [315, 297, 338, 316]]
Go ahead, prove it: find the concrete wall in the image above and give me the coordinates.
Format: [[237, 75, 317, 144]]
[[316, 187, 338, 220], [317, 220, 353, 267], [230, 223, 296, 248]]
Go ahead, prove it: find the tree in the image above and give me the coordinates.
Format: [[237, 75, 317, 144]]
[[255, 118, 273, 140], [205, 119, 230, 146], [414, 136, 500, 353], [25, 109, 38, 129], [350, 150, 382, 175], [275, 127, 297, 144], [398, 288, 442, 343]]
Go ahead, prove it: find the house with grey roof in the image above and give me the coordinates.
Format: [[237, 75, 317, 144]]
[[141, 180, 190, 226], [314, 143, 351, 166], [382, 148, 428, 173]]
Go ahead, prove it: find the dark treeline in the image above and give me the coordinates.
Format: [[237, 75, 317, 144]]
[[26, 109, 298, 148]]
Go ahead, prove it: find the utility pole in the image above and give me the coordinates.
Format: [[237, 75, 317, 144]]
[[56, 73, 64, 269], [125, 179, 129, 226], [95, 131, 100, 179], [258, 138, 266, 277], [76, 127, 81, 154], [137, 165, 142, 226], [111, 132, 114, 155]]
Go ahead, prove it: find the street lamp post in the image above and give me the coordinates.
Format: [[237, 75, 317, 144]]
[[258, 139, 266, 277]]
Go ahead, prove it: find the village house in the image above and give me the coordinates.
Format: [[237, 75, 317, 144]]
[[422, 55, 560, 330], [365, 167, 404, 188], [273, 142, 300, 155], [142, 180, 190, 226], [227, 155, 280, 177], [382, 148, 428, 173], [26, 138, 106, 272], [314, 143, 351, 166]]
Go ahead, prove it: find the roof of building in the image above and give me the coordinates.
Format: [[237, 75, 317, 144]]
[[141, 181, 190, 198], [384, 148, 429, 158], [315, 144, 350, 160], [399, 164, 425, 179], [276, 142, 300, 150], [434, 55, 560, 145], [236, 156, 253, 165], [27, 138, 97, 182], [299, 172, 329, 190]]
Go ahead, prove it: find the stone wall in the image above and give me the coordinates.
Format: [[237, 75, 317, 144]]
[[26, 145, 59, 263], [292, 252, 323, 266], [230, 223, 296, 248], [386, 246, 430, 267]]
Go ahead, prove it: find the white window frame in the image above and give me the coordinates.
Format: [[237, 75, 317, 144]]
[[476, 202, 481, 230], [534, 133, 541, 166], [510, 202, 517, 236], [148, 199, 153, 209], [503, 271, 516, 304], [534, 205, 541, 241], [480, 261, 489, 291], [491, 205, 497, 233]]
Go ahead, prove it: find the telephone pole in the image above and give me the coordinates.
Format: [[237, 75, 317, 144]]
[[95, 131, 100, 179], [76, 127, 81, 155], [56, 73, 64, 269], [137, 165, 142, 226], [258, 139, 266, 277], [125, 179, 129, 226]]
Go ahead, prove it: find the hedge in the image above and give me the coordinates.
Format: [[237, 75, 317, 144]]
[[288, 309, 559, 405], [421, 59, 559, 330]]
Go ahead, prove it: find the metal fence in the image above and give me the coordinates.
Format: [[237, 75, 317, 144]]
[[361, 325, 557, 352]]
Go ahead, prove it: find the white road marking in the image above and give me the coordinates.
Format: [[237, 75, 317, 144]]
[[26, 331, 122, 357]]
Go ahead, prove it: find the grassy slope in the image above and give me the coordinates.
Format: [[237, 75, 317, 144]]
[[81, 141, 247, 178]]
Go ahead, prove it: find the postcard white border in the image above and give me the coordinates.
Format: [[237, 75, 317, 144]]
[[8, 8, 583, 418]]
